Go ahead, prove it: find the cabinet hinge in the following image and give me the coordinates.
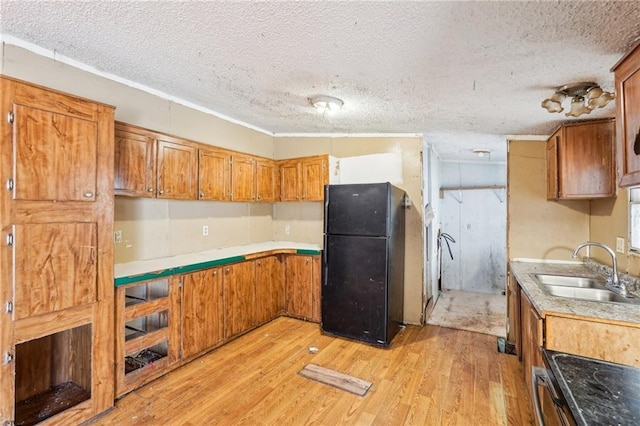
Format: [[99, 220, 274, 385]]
[[6, 234, 13, 246], [6, 179, 13, 191], [3, 352, 13, 364], [7, 112, 14, 124], [178, 349, 182, 358], [178, 281, 183, 289], [5, 301, 12, 314]]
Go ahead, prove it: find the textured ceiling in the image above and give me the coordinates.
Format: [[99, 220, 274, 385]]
[[1, 1, 639, 162]]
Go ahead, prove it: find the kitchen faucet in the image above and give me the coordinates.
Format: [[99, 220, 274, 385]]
[[572, 242, 627, 297]]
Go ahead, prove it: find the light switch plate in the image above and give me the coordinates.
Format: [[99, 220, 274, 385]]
[[616, 237, 625, 253], [114, 230, 123, 244], [202, 225, 209, 236]]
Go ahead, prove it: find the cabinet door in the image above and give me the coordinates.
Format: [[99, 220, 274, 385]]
[[223, 262, 256, 338], [546, 131, 559, 200], [199, 148, 230, 201], [520, 292, 543, 403], [311, 256, 321, 322], [256, 159, 278, 202], [13, 223, 97, 319], [615, 44, 640, 187], [301, 157, 327, 201], [506, 272, 521, 352], [230, 154, 256, 202], [560, 120, 615, 198], [182, 268, 224, 359], [280, 161, 300, 201], [12, 105, 98, 202], [115, 124, 156, 197], [285, 255, 314, 319], [157, 139, 198, 199], [255, 256, 284, 324]]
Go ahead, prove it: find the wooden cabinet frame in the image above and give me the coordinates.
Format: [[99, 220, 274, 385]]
[[546, 119, 616, 200], [613, 41, 640, 187]]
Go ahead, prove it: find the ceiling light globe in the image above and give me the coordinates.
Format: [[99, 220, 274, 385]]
[[565, 96, 592, 117]]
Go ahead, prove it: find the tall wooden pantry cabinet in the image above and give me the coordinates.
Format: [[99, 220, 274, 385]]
[[0, 77, 115, 425]]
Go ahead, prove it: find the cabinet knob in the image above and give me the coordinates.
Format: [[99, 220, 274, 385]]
[[225, 268, 230, 273], [159, 190, 164, 195], [257, 260, 262, 265], [147, 188, 154, 192], [199, 191, 205, 198], [84, 191, 94, 198], [213, 270, 218, 276]]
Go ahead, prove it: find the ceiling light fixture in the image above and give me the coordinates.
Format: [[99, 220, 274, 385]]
[[309, 95, 344, 113], [541, 82, 615, 118], [472, 149, 491, 157]]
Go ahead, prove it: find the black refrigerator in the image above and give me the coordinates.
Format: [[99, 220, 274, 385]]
[[321, 182, 405, 346]]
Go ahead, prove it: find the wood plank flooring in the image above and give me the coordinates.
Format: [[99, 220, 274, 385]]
[[90, 317, 534, 425]]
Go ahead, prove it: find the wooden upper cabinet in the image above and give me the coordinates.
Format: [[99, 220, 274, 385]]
[[279, 160, 300, 201], [157, 138, 198, 200], [546, 130, 559, 200], [230, 154, 256, 202], [301, 156, 327, 201], [13, 105, 98, 202], [279, 155, 328, 202], [199, 148, 230, 201], [115, 123, 156, 197], [256, 159, 279, 202], [613, 42, 640, 187], [546, 119, 615, 200]]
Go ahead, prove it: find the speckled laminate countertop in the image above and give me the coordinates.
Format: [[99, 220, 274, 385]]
[[114, 241, 322, 286], [510, 260, 640, 325]]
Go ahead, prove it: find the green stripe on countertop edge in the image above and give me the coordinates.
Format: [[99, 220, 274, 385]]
[[114, 255, 247, 286], [297, 249, 321, 255]]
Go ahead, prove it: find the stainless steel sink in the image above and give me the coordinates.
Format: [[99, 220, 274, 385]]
[[532, 274, 639, 304], [534, 274, 603, 288], [544, 284, 632, 303]]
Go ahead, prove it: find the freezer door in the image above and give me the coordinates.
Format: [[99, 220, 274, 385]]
[[322, 234, 389, 345], [325, 183, 390, 237]]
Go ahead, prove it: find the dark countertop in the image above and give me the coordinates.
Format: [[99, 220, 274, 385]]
[[544, 349, 640, 426]]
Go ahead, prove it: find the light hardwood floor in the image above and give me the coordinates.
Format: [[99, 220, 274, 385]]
[[91, 317, 534, 425]]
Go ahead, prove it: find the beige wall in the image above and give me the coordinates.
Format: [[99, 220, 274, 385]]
[[507, 140, 590, 261], [274, 136, 424, 325], [590, 189, 640, 275], [0, 45, 276, 264]]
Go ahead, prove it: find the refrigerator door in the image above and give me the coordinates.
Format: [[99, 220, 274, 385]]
[[322, 234, 389, 345], [325, 183, 390, 237]]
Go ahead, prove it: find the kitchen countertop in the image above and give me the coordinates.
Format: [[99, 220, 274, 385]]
[[510, 260, 640, 325], [114, 241, 322, 286], [544, 349, 640, 426]]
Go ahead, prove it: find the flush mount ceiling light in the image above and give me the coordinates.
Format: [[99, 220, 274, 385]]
[[308, 95, 344, 113], [541, 82, 615, 118], [472, 149, 491, 157]]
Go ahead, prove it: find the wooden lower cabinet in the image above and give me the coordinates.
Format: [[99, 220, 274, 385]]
[[182, 268, 225, 360], [520, 291, 544, 402], [255, 256, 285, 324], [223, 261, 257, 339], [285, 255, 321, 322], [545, 315, 640, 367], [115, 277, 180, 397]]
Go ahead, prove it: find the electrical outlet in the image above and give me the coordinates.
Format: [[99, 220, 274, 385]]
[[114, 230, 123, 244], [616, 237, 625, 253], [285, 224, 290, 235], [202, 225, 209, 236]]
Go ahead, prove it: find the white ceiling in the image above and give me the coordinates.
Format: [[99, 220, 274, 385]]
[[1, 1, 639, 163]]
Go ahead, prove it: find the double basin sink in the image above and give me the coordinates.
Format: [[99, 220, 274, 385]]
[[534, 274, 639, 305]]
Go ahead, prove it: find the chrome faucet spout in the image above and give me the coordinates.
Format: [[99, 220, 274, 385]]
[[572, 241, 625, 296]]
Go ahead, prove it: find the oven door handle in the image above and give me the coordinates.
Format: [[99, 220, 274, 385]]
[[532, 366, 560, 426]]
